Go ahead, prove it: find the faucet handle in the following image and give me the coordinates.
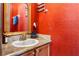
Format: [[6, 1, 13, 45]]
[[22, 34, 26, 40], [19, 35, 22, 40]]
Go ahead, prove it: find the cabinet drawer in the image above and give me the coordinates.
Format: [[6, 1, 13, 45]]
[[21, 50, 35, 56], [20, 44, 50, 56], [36, 44, 50, 56]]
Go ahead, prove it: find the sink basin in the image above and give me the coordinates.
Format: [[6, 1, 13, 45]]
[[12, 39, 39, 47]]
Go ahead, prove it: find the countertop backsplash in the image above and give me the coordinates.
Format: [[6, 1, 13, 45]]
[[5, 35, 22, 43]]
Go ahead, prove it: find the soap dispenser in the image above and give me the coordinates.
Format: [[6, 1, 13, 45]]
[[31, 21, 38, 38]]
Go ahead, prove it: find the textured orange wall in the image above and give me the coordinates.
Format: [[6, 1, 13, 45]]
[[31, 3, 37, 32], [34, 3, 79, 55]]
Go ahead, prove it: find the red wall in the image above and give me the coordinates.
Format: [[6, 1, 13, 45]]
[[10, 3, 28, 32], [32, 3, 79, 55], [31, 3, 37, 32]]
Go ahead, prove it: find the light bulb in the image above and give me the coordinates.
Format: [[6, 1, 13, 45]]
[[44, 9, 48, 13]]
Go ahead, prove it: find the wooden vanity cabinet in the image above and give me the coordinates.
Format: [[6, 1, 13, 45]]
[[20, 44, 50, 56]]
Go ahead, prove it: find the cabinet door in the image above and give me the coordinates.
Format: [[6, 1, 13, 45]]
[[36, 44, 50, 56], [21, 50, 35, 56]]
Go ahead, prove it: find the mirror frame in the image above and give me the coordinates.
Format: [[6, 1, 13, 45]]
[[3, 3, 31, 36]]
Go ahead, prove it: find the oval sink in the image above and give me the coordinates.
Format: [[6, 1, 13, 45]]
[[12, 39, 39, 47]]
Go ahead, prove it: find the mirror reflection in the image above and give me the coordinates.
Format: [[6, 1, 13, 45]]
[[4, 3, 30, 32]]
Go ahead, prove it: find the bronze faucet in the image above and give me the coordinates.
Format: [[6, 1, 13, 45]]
[[20, 34, 26, 41]]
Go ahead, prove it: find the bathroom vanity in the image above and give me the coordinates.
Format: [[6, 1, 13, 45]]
[[20, 44, 50, 56], [0, 3, 51, 56], [2, 34, 51, 56]]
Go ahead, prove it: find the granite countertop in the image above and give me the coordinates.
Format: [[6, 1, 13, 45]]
[[2, 34, 51, 56]]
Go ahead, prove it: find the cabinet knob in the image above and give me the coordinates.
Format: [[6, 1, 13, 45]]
[[36, 49, 39, 53], [32, 52, 35, 55]]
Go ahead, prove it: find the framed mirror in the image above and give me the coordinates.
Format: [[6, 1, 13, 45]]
[[3, 3, 31, 36]]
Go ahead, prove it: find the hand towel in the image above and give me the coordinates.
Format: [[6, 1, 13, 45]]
[[13, 16, 18, 25]]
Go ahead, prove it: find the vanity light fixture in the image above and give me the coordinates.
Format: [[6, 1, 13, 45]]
[[37, 3, 48, 13]]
